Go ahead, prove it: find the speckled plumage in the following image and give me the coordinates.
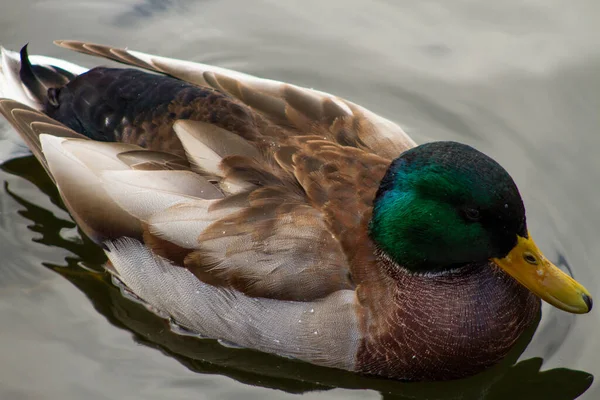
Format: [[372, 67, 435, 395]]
[[355, 252, 539, 380]]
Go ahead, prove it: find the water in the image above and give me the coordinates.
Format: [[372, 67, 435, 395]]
[[0, 1, 599, 399]]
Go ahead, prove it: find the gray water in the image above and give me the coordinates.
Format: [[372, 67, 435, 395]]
[[0, 1, 599, 399]]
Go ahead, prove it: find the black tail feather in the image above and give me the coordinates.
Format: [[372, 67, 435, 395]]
[[18, 44, 77, 107], [19, 45, 47, 103]]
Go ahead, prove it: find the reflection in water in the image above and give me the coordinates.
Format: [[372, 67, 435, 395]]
[[1, 156, 593, 399]]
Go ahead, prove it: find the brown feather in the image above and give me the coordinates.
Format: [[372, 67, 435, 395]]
[[142, 226, 191, 267], [52, 41, 416, 155]]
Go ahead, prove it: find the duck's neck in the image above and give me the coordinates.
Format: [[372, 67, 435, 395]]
[[356, 254, 540, 380]]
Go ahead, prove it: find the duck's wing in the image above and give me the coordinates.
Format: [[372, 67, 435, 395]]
[[1, 104, 361, 367], [0, 99, 87, 176], [164, 119, 392, 301], [4, 43, 401, 295], [96, 130, 364, 366], [0, 99, 146, 242], [54, 40, 415, 159], [0, 45, 388, 369], [1, 101, 362, 301]]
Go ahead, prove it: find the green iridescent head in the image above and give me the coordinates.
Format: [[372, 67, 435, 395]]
[[369, 141, 527, 273]]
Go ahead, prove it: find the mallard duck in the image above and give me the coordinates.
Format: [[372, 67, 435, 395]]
[[0, 42, 592, 382]]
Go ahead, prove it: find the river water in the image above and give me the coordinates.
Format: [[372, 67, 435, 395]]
[[0, 1, 599, 399]]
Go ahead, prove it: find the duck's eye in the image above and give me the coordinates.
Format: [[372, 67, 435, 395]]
[[463, 207, 481, 222]]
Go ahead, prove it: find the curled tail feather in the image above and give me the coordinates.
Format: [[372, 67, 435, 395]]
[[0, 44, 87, 161], [0, 44, 87, 109]]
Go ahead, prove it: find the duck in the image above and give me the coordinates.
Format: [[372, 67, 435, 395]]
[[0, 41, 592, 382]]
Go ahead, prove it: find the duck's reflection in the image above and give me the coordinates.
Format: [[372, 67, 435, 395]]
[[2, 156, 593, 400]]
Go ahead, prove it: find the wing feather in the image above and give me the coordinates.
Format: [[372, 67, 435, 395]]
[[0, 99, 88, 176], [39, 134, 142, 242], [54, 40, 415, 157]]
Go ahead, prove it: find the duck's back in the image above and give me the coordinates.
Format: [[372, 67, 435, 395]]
[[47, 67, 200, 150], [43, 66, 282, 158]]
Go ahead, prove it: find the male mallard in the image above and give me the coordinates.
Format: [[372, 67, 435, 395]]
[[0, 42, 592, 381]]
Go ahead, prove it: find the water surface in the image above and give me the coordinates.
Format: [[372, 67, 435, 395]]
[[0, 1, 599, 399]]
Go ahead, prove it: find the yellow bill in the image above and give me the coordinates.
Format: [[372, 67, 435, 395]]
[[492, 233, 592, 314]]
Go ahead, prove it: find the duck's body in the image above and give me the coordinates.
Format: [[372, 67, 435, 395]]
[[0, 42, 589, 381]]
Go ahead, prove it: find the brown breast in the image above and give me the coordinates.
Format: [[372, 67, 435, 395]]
[[353, 246, 541, 381]]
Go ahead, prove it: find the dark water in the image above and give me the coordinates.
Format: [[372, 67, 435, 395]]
[[1, 1, 599, 399]]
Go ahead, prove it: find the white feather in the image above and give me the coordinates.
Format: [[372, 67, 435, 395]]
[[28, 55, 87, 75], [148, 202, 238, 249], [173, 120, 223, 176], [101, 170, 217, 222]]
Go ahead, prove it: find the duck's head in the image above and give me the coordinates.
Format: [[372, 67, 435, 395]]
[[369, 141, 592, 314]]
